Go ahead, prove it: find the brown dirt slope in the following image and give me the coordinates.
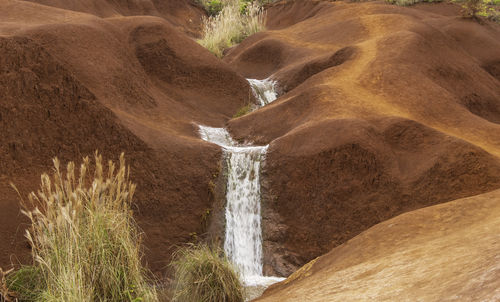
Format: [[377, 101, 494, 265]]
[[25, 0, 205, 35], [0, 0, 253, 273], [225, 1, 500, 275], [2, 0, 500, 286], [256, 188, 500, 301]]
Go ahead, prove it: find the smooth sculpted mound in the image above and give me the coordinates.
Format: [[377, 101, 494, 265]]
[[22, 0, 204, 35], [256, 189, 500, 301], [224, 0, 500, 276]]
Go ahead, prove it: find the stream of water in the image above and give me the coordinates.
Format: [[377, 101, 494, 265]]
[[198, 78, 284, 288], [247, 78, 277, 106]]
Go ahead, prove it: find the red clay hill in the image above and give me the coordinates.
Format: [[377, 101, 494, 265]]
[[0, 0, 253, 273], [225, 0, 500, 275], [257, 188, 500, 301], [1, 0, 500, 288]]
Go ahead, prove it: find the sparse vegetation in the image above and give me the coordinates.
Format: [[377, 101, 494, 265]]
[[6, 153, 158, 302], [4, 266, 43, 301], [198, 0, 273, 16], [461, 0, 500, 20], [197, 0, 224, 16], [461, 0, 484, 17], [169, 244, 244, 302], [1, 267, 15, 302], [385, 0, 442, 6], [201, 208, 212, 231], [384, 0, 499, 21], [198, 0, 266, 57], [233, 104, 253, 118]]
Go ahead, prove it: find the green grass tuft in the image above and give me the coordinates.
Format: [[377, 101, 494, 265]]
[[198, 0, 266, 57], [5, 266, 42, 301], [233, 104, 253, 118], [169, 244, 244, 302]]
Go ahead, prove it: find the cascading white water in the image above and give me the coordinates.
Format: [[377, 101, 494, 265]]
[[199, 126, 264, 280], [197, 78, 283, 288], [248, 78, 278, 106], [199, 126, 284, 287], [224, 145, 267, 279]]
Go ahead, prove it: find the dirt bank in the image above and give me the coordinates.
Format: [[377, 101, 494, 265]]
[[0, 0, 253, 274], [1, 0, 499, 284], [257, 189, 500, 301], [225, 0, 500, 275]]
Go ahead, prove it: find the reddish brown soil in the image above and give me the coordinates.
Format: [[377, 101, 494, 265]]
[[257, 189, 500, 301], [0, 0, 253, 274], [25, 0, 206, 35], [1, 0, 500, 293], [225, 1, 500, 275]]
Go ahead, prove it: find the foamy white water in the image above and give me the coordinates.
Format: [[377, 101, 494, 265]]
[[197, 78, 282, 289], [198, 125, 285, 287], [248, 78, 278, 106]]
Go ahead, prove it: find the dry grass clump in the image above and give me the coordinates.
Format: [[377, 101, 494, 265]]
[[461, 0, 484, 16], [199, 0, 266, 57], [385, 0, 499, 21], [169, 244, 244, 302], [197, 0, 224, 16], [459, 0, 500, 21], [385, 0, 442, 6], [7, 153, 158, 302]]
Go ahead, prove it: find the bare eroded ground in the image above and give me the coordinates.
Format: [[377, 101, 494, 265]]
[[257, 189, 500, 301]]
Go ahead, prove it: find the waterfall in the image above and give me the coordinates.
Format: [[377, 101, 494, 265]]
[[198, 78, 284, 287], [248, 78, 278, 106]]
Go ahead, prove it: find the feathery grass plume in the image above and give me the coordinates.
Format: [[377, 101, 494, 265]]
[[11, 152, 158, 302], [244, 1, 266, 34], [169, 244, 244, 302], [199, 0, 266, 57]]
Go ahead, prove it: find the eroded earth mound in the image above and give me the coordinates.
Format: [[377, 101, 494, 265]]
[[256, 189, 500, 301], [0, 0, 253, 273], [225, 0, 500, 275], [1, 1, 499, 295]]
